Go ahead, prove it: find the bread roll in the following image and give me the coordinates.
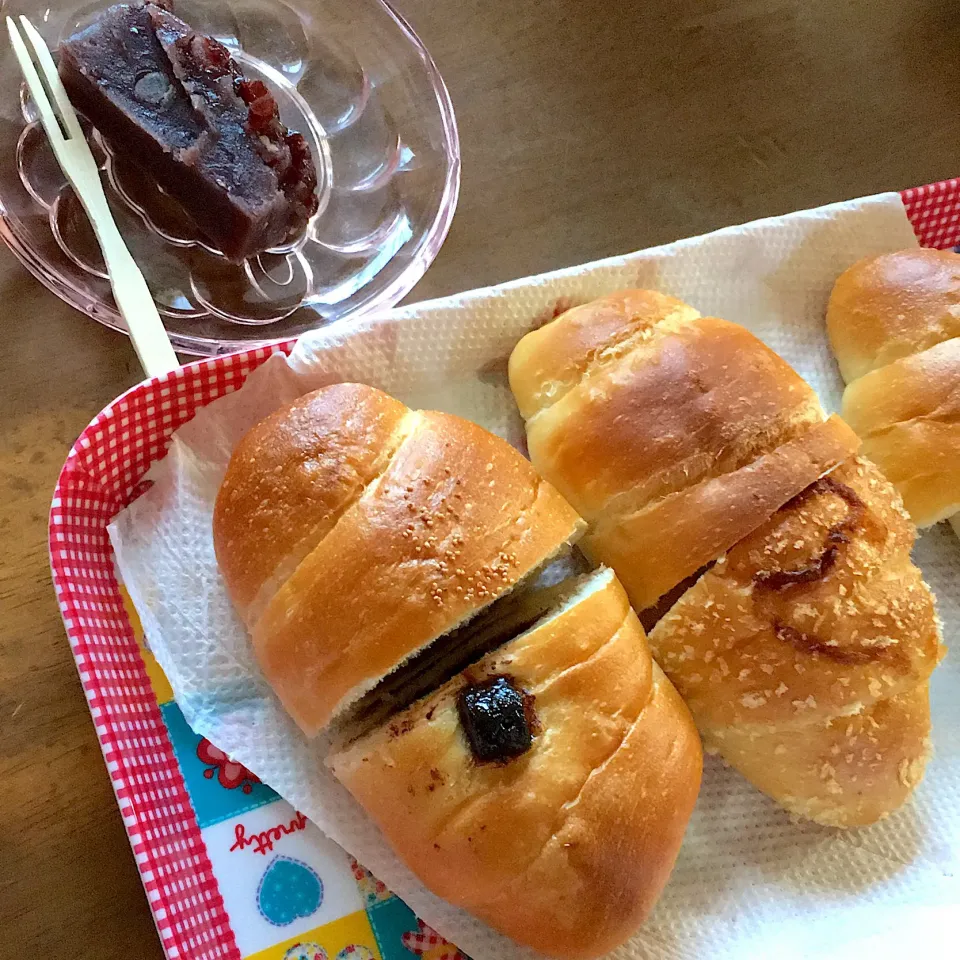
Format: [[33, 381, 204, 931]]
[[329, 568, 702, 959], [648, 458, 944, 826], [509, 290, 859, 611], [214, 383, 584, 736], [827, 248, 960, 383], [841, 337, 960, 526], [828, 249, 960, 527], [510, 291, 942, 824]]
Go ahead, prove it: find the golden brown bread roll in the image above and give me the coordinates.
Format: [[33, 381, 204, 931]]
[[509, 290, 860, 611], [841, 338, 960, 526], [329, 568, 703, 959], [827, 248, 960, 382], [648, 458, 944, 826], [214, 383, 584, 736], [510, 291, 943, 825], [828, 249, 960, 527]]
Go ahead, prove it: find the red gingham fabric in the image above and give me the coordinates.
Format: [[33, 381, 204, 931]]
[[901, 178, 960, 249], [50, 343, 294, 960], [47, 180, 960, 960]]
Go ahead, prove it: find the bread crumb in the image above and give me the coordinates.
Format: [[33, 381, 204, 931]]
[[775, 682, 788, 696], [740, 692, 767, 708]]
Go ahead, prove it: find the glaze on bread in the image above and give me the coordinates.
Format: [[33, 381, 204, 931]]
[[214, 383, 584, 736], [329, 569, 702, 958]]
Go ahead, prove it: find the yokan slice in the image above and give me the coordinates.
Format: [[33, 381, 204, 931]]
[[58, 2, 319, 263]]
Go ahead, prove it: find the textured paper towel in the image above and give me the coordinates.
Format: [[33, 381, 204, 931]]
[[110, 193, 960, 960]]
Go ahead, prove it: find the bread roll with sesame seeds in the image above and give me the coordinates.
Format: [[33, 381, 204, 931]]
[[509, 289, 860, 612], [329, 568, 702, 960], [213, 383, 585, 737], [648, 458, 944, 827]]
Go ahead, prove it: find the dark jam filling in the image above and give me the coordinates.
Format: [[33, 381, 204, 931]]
[[457, 675, 536, 764], [174, 34, 319, 217]]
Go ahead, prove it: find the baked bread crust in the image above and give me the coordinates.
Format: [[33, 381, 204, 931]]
[[214, 383, 584, 736], [648, 458, 943, 826], [330, 569, 702, 959], [509, 290, 855, 611], [829, 250, 960, 527]]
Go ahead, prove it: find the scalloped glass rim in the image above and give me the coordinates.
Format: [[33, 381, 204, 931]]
[[0, 0, 460, 356]]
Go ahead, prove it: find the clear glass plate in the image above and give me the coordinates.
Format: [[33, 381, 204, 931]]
[[0, 0, 460, 354]]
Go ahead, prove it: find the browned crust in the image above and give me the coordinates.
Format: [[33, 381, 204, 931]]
[[219, 388, 584, 737], [841, 337, 960, 526], [330, 572, 702, 958], [582, 415, 861, 611], [521, 315, 823, 518], [508, 289, 700, 420], [213, 383, 412, 623], [648, 458, 943, 826], [827, 248, 960, 383]]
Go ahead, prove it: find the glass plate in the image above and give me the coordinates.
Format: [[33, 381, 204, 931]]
[[0, 0, 460, 355]]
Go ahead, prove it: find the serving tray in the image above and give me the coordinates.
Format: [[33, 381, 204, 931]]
[[49, 178, 960, 960]]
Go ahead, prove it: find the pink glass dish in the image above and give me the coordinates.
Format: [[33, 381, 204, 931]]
[[0, 0, 460, 355]]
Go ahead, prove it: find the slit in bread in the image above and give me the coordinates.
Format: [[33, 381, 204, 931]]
[[328, 567, 702, 960], [647, 458, 944, 826], [214, 383, 585, 737], [508, 290, 860, 611], [338, 547, 593, 742]]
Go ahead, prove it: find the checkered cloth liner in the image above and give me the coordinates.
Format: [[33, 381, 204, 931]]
[[901, 179, 960, 249], [47, 181, 960, 960]]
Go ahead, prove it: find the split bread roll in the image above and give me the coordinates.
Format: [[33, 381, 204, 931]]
[[330, 568, 703, 959], [509, 289, 860, 612], [510, 290, 944, 824], [217, 384, 704, 954], [213, 383, 584, 736], [827, 249, 960, 527], [648, 458, 944, 826]]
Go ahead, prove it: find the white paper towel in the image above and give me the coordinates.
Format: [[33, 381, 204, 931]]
[[109, 192, 960, 960]]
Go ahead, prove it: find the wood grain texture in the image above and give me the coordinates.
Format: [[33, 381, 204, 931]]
[[1, 0, 959, 955]]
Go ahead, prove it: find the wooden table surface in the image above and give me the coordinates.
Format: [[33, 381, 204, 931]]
[[2, 0, 959, 955]]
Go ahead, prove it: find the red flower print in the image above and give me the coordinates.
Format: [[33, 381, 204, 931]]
[[402, 920, 466, 960], [196, 738, 261, 793], [347, 855, 391, 905]]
